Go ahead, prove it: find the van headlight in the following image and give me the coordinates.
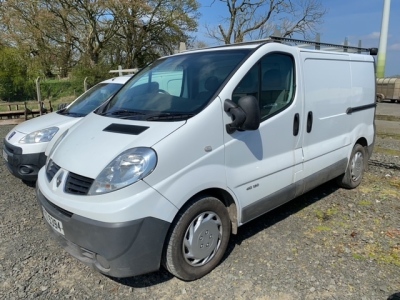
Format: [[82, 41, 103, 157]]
[[88, 147, 157, 195], [19, 127, 59, 144]]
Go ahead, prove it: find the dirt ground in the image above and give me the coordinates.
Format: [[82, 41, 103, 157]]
[[0, 102, 399, 299]]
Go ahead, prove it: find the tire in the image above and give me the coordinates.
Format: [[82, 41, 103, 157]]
[[337, 144, 366, 189], [163, 196, 231, 281]]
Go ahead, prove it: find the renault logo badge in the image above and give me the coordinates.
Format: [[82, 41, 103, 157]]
[[56, 171, 64, 188]]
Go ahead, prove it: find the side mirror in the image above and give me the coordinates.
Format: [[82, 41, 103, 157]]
[[224, 96, 260, 134]]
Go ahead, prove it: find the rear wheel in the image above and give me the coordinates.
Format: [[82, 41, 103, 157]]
[[337, 144, 366, 189], [163, 196, 231, 281]]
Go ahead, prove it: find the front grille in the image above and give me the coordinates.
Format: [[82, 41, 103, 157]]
[[65, 172, 94, 195], [42, 194, 73, 218], [46, 160, 61, 182]]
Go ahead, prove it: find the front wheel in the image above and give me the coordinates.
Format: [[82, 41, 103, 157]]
[[163, 196, 231, 281], [337, 144, 367, 189]]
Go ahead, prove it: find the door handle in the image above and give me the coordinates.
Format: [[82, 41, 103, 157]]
[[293, 113, 299, 136], [306, 111, 313, 133]]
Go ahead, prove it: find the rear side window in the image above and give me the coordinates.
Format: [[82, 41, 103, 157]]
[[233, 53, 295, 120]]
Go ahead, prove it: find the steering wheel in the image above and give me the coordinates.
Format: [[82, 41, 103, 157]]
[[158, 89, 170, 95]]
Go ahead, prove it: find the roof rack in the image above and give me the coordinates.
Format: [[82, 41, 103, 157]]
[[269, 36, 378, 55], [176, 35, 378, 55]]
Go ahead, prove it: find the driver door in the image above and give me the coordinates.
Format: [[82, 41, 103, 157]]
[[223, 50, 303, 224]]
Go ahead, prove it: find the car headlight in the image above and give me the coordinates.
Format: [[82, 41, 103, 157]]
[[88, 147, 157, 195], [19, 127, 59, 144]]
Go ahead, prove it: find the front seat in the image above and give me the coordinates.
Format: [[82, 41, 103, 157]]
[[194, 76, 220, 105]]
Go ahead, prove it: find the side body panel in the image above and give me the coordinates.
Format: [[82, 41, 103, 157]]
[[300, 52, 352, 190], [348, 57, 376, 154], [300, 52, 376, 194], [145, 98, 229, 209]]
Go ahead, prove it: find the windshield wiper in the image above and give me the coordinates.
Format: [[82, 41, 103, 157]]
[[58, 110, 85, 117], [102, 109, 146, 118], [146, 113, 194, 121]]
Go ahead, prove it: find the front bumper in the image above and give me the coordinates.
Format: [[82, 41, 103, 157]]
[[3, 139, 46, 181], [36, 185, 171, 278]]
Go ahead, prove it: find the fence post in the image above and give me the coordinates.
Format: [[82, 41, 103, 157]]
[[84, 77, 88, 92], [35, 77, 42, 116]]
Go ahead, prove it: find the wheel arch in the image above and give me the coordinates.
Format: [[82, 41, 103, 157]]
[[355, 137, 370, 171], [355, 137, 368, 148], [178, 188, 239, 235]]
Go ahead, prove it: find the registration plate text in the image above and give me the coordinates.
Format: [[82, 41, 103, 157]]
[[42, 207, 64, 235]]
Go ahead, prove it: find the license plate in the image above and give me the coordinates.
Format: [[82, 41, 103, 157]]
[[2, 149, 7, 162], [42, 206, 64, 235]]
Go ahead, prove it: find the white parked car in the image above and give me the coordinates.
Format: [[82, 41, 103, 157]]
[[2, 75, 132, 182], [36, 37, 377, 280]]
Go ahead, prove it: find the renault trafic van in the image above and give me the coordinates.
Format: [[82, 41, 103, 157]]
[[3, 75, 131, 182], [36, 37, 377, 281]]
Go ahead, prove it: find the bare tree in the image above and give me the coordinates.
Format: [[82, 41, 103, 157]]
[[206, 0, 326, 44], [108, 0, 199, 68]]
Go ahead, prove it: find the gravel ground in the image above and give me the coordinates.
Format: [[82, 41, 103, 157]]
[[1, 106, 400, 299]]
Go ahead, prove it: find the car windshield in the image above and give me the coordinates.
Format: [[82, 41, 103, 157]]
[[99, 50, 250, 121], [58, 82, 123, 117]]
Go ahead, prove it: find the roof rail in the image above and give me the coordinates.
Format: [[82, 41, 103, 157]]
[[269, 36, 378, 55]]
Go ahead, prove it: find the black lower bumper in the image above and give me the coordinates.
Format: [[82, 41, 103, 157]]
[[3, 139, 46, 182], [36, 185, 170, 278]]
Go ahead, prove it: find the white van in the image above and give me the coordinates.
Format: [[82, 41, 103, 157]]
[[2, 75, 131, 182], [36, 37, 377, 281]]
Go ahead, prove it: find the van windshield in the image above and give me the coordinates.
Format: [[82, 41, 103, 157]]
[[99, 50, 250, 121], [58, 82, 124, 117]]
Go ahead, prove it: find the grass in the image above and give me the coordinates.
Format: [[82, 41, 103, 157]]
[[376, 132, 400, 141], [358, 200, 373, 206], [375, 114, 400, 122], [373, 146, 400, 157], [362, 244, 400, 267], [315, 208, 338, 221], [303, 167, 400, 268], [315, 226, 332, 232], [352, 253, 365, 260]]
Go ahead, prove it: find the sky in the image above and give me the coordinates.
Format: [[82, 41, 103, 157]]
[[196, 0, 400, 77]]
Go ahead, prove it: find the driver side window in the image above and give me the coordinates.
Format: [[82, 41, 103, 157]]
[[232, 53, 295, 120]]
